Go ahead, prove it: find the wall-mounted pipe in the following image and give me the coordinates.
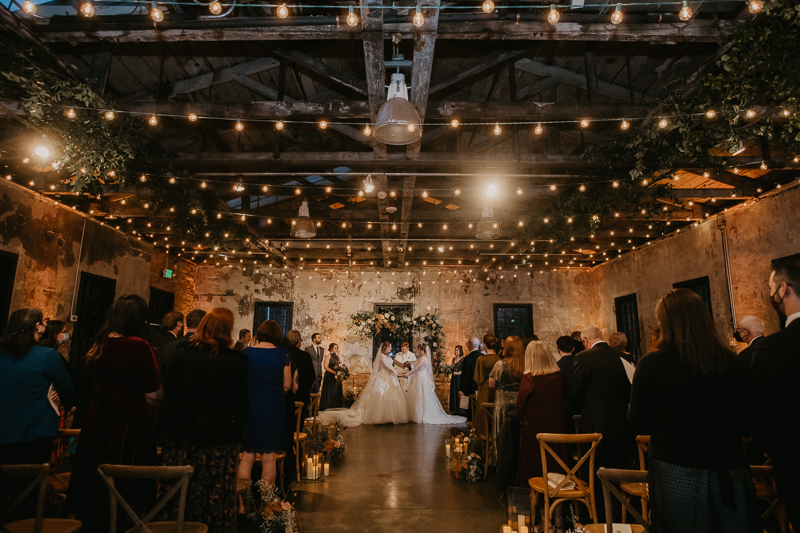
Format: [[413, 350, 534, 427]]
[[69, 218, 87, 320]]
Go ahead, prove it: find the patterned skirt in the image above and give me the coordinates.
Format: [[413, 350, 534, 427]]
[[649, 458, 761, 533], [159, 438, 240, 533]]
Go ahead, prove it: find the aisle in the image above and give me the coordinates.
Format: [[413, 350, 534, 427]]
[[293, 423, 506, 532]]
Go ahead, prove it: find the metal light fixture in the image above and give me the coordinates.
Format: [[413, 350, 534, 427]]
[[374, 73, 422, 145], [364, 174, 375, 193], [476, 205, 501, 240], [290, 200, 316, 239]]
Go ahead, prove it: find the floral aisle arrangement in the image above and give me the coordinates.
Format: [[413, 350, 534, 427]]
[[446, 429, 484, 483], [343, 388, 359, 408], [251, 480, 301, 533], [317, 422, 347, 459]]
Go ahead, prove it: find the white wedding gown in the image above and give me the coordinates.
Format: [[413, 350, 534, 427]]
[[317, 352, 409, 427], [406, 354, 467, 425]]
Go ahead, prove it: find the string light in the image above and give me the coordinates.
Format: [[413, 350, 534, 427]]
[[580, 119, 590, 128], [80, 1, 95, 16], [748, 0, 763, 13], [22, 0, 35, 14], [549, 185, 557, 191], [746, 109, 756, 119], [534, 122, 542, 135], [150, 5, 164, 22], [620, 120, 630, 130], [276, 3, 289, 17], [209, 0, 222, 14], [579, 184, 586, 192], [407, 123, 416, 132], [200, 181, 207, 188], [422, 191, 429, 198], [276, 121, 285, 130], [493, 123, 502, 136], [363, 124, 371, 136], [658, 117, 669, 129], [413, 5, 425, 27], [262, 185, 268, 192], [319, 120, 328, 129], [547, 4, 559, 23], [783, 109, 792, 117], [235, 120, 244, 131], [516, 188, 523, 196], [148, 114, 158, 126], [450, 119, 459, 128], [104, 110, 115, 120], [482, 0, 495, 13], [611, 3, 623, 24], [188, 112, 198, 122], [705, 109, 716, 119], [612, 181, 619, 188], [679, 0, 692, 20], [454, 189, 461, 196], [346, 6, 358, 27]]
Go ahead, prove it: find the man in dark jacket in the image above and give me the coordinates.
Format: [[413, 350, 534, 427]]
[[158, 309, 206, 383], [458, 337, 482, 422]]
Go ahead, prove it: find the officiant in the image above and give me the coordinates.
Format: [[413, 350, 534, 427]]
[[393, 342, 416, 393]]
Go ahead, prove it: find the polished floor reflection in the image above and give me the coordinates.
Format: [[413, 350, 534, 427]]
[[293, 423, 506, 532]]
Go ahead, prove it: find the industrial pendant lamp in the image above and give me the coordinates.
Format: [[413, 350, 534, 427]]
[[475, 205, 501, 240], [290, 200, 316, 238], [374, 73, 422, 146]]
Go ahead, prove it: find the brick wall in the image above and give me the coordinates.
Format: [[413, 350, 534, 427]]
[[148, 249, 198, 318]]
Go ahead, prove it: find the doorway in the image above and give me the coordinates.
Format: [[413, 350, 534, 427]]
[[0, 251, 18, 335]]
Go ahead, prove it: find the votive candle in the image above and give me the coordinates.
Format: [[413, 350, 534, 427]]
[[306, 458, 314, 480], [324, 463, 330, 476], [446, 444, 451, 457], [502, 526, 512, 533]]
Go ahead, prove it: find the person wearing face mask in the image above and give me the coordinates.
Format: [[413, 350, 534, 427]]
[[733, 315, 766, 368], [751, 253, 800, 530]]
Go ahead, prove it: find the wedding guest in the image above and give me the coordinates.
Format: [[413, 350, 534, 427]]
[[473, 334, 501, 439], [516, 341, 567, 488], [751, 253, 800, 528], [67, 295, 162, 533], [489, 336, 523, 491], [630, 289, 759, 532], [735, 315, 766, 368], [158, 309, 206, 383], [232, 328, 251, 352], [1, 308, 73, 465], [571, 330, 585, 355], [448, 345, 465, 415], [609, 331, 635, 364], [238, 320, 291, 501], [39, 319, 69, 351], [285, 329, 315, 421], [458, 337, 481, 422], [555, 336, 575, 384], [281, 339, 300, 495], [320, 343, 344, 411], [305, 333, 325, 393], [159, 308, 247, 533], [152, 311, 184, 352]]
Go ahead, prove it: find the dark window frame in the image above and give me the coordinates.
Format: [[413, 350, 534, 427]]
[[673, 276, 713, 317], [0, 250, 18, 335], [492, 303, 534, 341], [253, 301, 294, 337], [148, 287, 175, 326], [614, 293, 642, 361]]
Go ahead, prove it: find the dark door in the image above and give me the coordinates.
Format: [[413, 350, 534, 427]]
[[371, 304, 413, 362], [0, 251, 18, 335], [614, 294, 641, 361], [149, 287, 175, 326]]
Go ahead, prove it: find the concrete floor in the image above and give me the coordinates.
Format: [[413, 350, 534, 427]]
[[292, 423, 507, 532]]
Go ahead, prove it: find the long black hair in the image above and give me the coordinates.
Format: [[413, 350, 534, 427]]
[[40, 319, 66, 349], [0, 308, 44, 360], [86, 295, 149, 362]]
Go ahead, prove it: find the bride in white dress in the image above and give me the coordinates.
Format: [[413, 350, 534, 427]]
[[317, 341, 409, 427], [406, 343, 466, 425]]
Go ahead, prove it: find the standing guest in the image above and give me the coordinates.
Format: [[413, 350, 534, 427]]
[[473, 334, 501, 439], [489, 336, 524, 491], [448, 345, 465, 415], [232, 328, 251, 352], [1, 308, 73, 464], [458, 337, 482, 421], [279, 335, 300, 497], [158, 309, 207, 383], [320, 343, 344, 411], [751, 253, 800, 529], [152, 311, 184, 352], [571, 330, 584, 355], [67, 295, 162, 533], [305, 333, 325, 394], [516, 341, 567, 489], [609, 331, 635, 364], [649, 327, 661, 352], [497, 337, 505, 358], [39, 319, 70, 352], [735, 315, 766, 368], [555, 336, 576, 384], [238, 320, 291, 505], [630, 289, 760, 532], [284, 330, 315, 421], [159, 308, 247, 533]]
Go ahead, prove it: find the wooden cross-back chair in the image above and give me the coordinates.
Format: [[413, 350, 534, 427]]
[[293, 401, 307, 482], [529, 433, 603, 533], [750, 465, 789, 533], [96, 464, 207, 533], [304, 394, 321, 438], [584, 468, 650, 533], [620, 435, 650, 522], [1, 464, 82, 533], [479, 402, 494, 478], [468, 395, 477, 429]]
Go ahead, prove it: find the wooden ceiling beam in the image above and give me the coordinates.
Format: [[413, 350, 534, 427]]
[[428, 48, 529, 96], [272, 48, 368, 96], [362, 0, 388, 160]]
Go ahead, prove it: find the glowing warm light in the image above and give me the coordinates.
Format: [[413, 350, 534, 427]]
[[450, 119, 459, 128], [748, 0, 762, 14], [80, 1, 95, 17], [104, 110, 115, 121], [407, 123, 416, 133], [346, 6, 358, 27], [547, 4, 560, 24], [235, 120, 244, 131], [319, 120, 328, 129], [611, 3, 623, 24], [209, 0, 222, 14], [621, 120, 630, 130], [413, 6, 425, 27], [363, 124, 371, 136], [580, 119, 589, 128], [705, 109, 716, 119], [22, 0, 35, 14], [276, 3, 289, 18], [658, 117, 669, 129], [746, 109, 756, 119], [150, 6, 164, 22], [188, 112, 198, 122], [486, 184, 498, 197], [35, 146, 50, 158], [422, 191, 429, 199], [679, 0, 692, 20], [516, 188, 523, 196], [454, 189, 461, 196], [482, 0, 494, 13], [493, 123, 502, 136], [579, 184, 586, 192], [148, 114, 158, 126], [276, 121, 285, 131]]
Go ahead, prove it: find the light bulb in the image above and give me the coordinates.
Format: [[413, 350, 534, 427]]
[[80, 1, 94, 16], [547, 4, 559, 24], [148, 114, 158, 126], [276, 3, 289, 17], [150, 6, 164, 22], [413, 6, 425, 27], [363, 124, 371, 136], [276, 121, 285, 131], [407, 123, 416, 132], [534, 122, 542, 135], [746, 109, 756, 119], [611, 3, 623, 24], [454, 189, 461, 196], [612, 181, 619, 188], [783, 109, 791, 117], [346, 6, 358, 27], [705, 109, 716, 119], [65, 108, 76, 119], [482, 0, 494, 13], [104, 110, 115, 120], [549, 184, 557, 191], [658, 117, 669, 129], [679, 1, 692, 20], [235, 120, 244, 131], [748, 0, 762, 14], [22, 0, 35, 14], [621, 120, 630, 130], [209, 0, 222, 14], [422, 191, 428, 198], [516, 188, 523, 196], [450, 119, 459, 128], [35, 146, 50, 158], [319, 120, 328, 129], [579, 184, 586, 192], [200, 181, 207, 188], [580, 119, 589, 128], [486, 184, 498, 197], [493, 123, 502, 136]]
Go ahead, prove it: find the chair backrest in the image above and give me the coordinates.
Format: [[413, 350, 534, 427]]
[[480, 403, 494, 442], [597, 468, 650, 533], [0, 464, 49, 533], [635, 435, 650, 471], [750, 465, 782, 524], [308, 394, 321, 419], [97, 464, 194, 533], [294, 401, 304, 434], [536, 433, 603, 499], [50, 429, 81, 489]]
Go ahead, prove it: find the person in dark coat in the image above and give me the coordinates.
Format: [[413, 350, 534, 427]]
[[458, 337, 482, 422], [284, 330, 315, 422], [735, 315, 766, 369], [151, 311, 184, 353], [555, 335, 575, 384], [158, 309, 206, 384]]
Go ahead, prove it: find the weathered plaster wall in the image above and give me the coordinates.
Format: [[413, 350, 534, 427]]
[[591, 183, 800, 353], [193, 266, 598, 375], [0, 179, 152, 321]]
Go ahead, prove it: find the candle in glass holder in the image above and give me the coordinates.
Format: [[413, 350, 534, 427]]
[[446, 443, 451, 457], [306, 458, 314, 479], [502, 526, 512, 533], [519, 527, 529, 533], [324, 463, 330, 476], [517, 515, 526, 532]]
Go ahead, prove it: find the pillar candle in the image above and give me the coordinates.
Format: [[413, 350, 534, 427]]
[[306, 458, 314, 480], [502, 526, 512, 533], [519, 527, 529, 533], [446, 444, 451, 457], [324, 463, 330, 476], [518, 515, 526, 532]]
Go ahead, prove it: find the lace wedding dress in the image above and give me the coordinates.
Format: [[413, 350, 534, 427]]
[[406, 349, 467, 425], [316, 351, 409, 427]]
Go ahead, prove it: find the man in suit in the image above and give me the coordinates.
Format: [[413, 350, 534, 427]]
[[735, 314, 766, 368], [158, 309, 206, 383], [285, 330, 315, 421], [567, 325, 634, 520], [458, 337, 481, 422], [751, 253, 800, 529], [556, 335, 576, 384], [152, 311, 184, 353], [305, 332, 325, 394]]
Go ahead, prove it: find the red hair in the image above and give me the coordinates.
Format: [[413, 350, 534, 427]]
[[190, 308, 234, 355]]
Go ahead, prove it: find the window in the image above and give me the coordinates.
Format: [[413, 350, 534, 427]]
[[673, 276, 712, 316], [493, 304, 534, 340], [253, 302, 293, 336], [0, 250, 18, 335], [148, 287, 175, 326], [615, 294, 641, 361]]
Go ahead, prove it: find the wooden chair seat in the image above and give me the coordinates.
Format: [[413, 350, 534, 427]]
[[584, 524, 646, 533], [121, 523, 206, 533], [529, 477, 591, 499], [4, 519, 82, 533], [621, 481, 647, 498], [294, 432, 307, 441], [47, 473, 71, 493]]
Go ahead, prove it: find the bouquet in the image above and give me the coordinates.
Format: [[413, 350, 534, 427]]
[[335, 363, 350, 383], [319, 422, 347, 459], [437, 362, 455, 378], [252, 480, 301, 533]]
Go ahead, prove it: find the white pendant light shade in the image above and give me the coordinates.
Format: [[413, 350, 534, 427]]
[[290, 200, 316, 238], [476, 205, 501, 240], [374, 73, 422, 146]]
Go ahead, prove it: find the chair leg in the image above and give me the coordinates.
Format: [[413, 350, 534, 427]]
[[543, 494, 550, 533], [277, 457, 285, 499], [531, 492, 540, 532], [621, 496, 628, 523], [295, 443, 302, 482]]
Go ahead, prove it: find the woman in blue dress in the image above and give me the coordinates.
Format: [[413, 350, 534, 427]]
[[237, 320, 291, 505]]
